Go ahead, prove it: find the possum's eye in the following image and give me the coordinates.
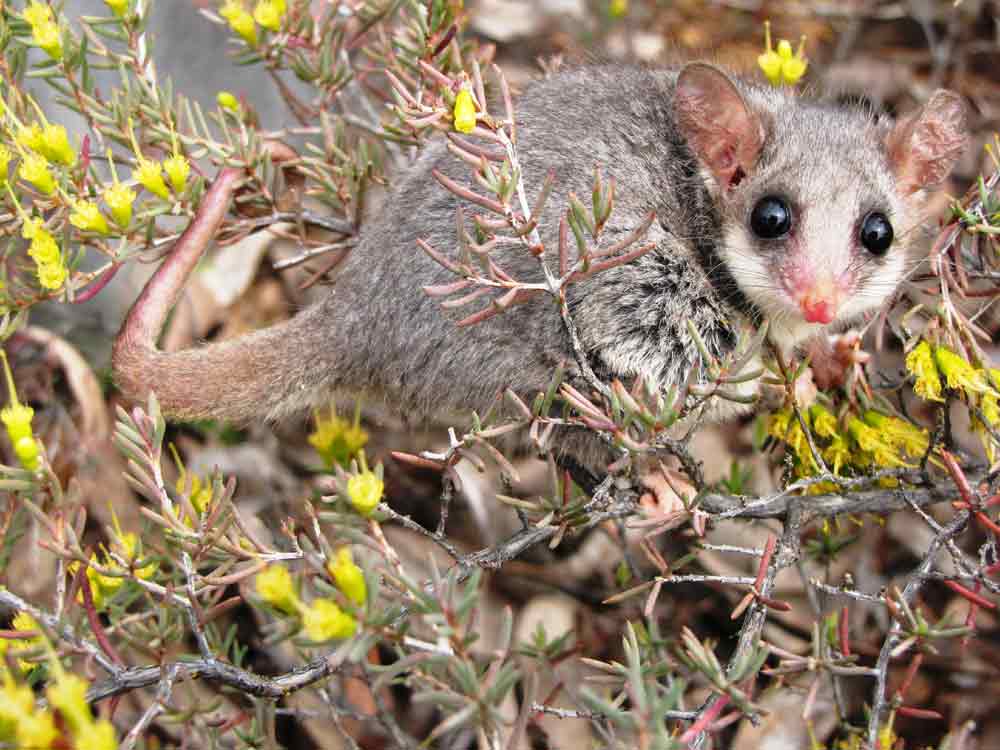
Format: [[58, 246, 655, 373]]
[[749, 196, 792, 239], [860, 212, 893, 255]]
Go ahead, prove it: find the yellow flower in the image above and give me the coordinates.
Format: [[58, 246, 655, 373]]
[[126, 119, 170, 200], [757, 21, 807, 86], [40, 124, 74, 166], [772, 408, 818, 472], [453, 89, 477, 134], [862, 410, 929, 458], [72, 718, 117, 750], [0, 357, 33, 445], [15, 709, 57, 749], [71, 556, 124, 611], [20, 216, 45, 241], [776, 39, 807, 85], [176, 470, 213, 515], [22, 1, 53, 28], [254, 0, 284, 31], [301, 598, 356, 642], [37, 260, 67, 290], [347, 469, 383, 517], [13, 436, 41, 470], [70, 200, 110, 235], [848, 417, 908, 468], [978, 378, 1000, 461], [18, 152, 56, 195], [987, 368, 1000, 395], [32, 20, 63, 61], [767, 408, 791, 440], [46, 673, 90, 732], [906, 340, 942, 402], [0, 146, 10, 187], [217, 91, 240, 111], [133, 159, 170, 200], [1, 350, 40, 471], [608, 0, 627, 18], [308, 407, 368, 468], [822, 435, 851, 475], [104, 0, 130, 17], [933, 346, 991, 396], [16, 124, 45, 153], [877, 726, 896, 750], [11, 612, 42, 674], [220, 0, 258, 46], [116, 531, 157, 579], [256, 564, 299, 613], [328, 548, 367, 606], [0, 673, 36, 738], [103, 182, 135, 228], [808, 404, 838, 440], [163, 153, 190, 194], [27, 230, 61, 266]]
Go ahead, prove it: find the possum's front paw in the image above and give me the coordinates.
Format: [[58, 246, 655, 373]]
[[808, 332, 870, 390]]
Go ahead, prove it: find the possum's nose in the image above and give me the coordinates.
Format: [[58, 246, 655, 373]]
[[797, 274, 842, 324], [800, 296, 837, 324]]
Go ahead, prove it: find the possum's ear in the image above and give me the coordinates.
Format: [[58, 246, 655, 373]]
[[674, 63, 764, 190], [886, 90, 967, 195]]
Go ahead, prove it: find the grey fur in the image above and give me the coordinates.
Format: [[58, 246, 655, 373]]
[[113, 64, 967, 467]]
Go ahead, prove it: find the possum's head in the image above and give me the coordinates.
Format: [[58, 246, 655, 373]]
[[673, 63, 967, 351]]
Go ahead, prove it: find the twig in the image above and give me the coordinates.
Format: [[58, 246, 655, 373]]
[[866, 510, 970, 747]]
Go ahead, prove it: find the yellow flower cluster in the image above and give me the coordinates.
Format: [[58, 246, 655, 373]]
[[905, 340, 941, 401], [309, 406, 369, 469], [906, 341, 1000, 462], [0, 96, 102, 291], [757, 21, 807, 86], [5, 612, 44, 675], [848, 411, 928, 469], [768, 404, 930, 482], [1, 350, 41, 471], [127, 119, 190, 201], [220, 0, 287, 45], [12, 197, 68, 290], [0, 622, 118, 750], [22, 2, 63, 61], [0, 55, 195, 300], [255, 561, 359, 642], [46, 671, 118, 750], [22, 120, 75, 168], [1, 99, 77, 227], [0, 671, 57, 748], [72, 527, 157, 611], [813, 724, 895, 750]]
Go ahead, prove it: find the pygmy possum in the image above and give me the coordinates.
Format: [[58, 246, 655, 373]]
[[112, 63, 968, 465]]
